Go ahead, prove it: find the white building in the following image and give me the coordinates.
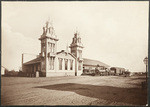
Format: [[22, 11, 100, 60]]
[[22, 20, 83, 77]]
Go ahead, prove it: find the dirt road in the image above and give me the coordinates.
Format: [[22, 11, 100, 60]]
[[1, 75, 147, 106]]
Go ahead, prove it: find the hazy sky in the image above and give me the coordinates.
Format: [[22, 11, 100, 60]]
[[2, 1, 149, 72]]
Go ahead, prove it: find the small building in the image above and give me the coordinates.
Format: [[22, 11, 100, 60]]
[[83, 58, 110, 74], [110, 67, 125, 75]]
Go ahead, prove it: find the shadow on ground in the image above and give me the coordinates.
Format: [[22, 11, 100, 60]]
[[35, 83, 147, 105], [129, 76, 146, 80]]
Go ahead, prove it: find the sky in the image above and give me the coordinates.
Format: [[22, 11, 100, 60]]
[[1, 1, 149, 72]]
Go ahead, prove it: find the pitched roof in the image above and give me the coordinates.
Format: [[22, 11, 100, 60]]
[[57, 50, 76, 59], [23, 57, 41, 65], [83, 58, 110, 68]]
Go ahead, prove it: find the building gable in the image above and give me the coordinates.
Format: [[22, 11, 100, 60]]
[[57, 50, 76, 59]]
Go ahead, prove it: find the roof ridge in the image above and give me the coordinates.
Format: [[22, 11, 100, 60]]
[[83, 58, 110, 67], [83, 58, 104, 63], [23, 57, 40, 65]]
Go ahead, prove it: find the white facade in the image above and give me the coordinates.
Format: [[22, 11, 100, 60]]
[[46, 51, 76, 77], [23, 20, 84, 77]]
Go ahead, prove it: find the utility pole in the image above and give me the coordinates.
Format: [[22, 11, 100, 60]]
[[22, 54, 24, 72], [143, 57, 148, 83]]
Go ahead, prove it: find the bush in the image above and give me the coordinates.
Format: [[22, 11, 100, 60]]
[[5, 70, 18, 77], [18, 71, 27, 77]]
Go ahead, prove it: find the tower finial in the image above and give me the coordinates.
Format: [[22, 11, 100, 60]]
[[46, 17, 50, 28], [74, 27, 80, 35], [75, 27, 78, 34], [50, 20, 53, 27], [46, 21, 49, 28]]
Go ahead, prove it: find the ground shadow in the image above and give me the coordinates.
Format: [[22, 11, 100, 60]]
[[129, 76, 146, 80], [35, 83, 147, 105]]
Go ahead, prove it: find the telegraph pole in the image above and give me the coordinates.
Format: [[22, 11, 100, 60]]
[[143, 57, 148, 83], [22, 54, 24, 72]]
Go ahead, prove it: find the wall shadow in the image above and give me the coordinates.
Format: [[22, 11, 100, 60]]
[[35, 83, 147, 105]]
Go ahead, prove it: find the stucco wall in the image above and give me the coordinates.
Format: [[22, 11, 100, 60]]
[[46, 52, 76, 77]]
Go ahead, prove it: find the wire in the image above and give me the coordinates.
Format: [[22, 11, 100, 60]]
[[22, 53, 38, 56]]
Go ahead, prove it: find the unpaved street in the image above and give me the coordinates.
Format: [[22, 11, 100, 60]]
[[1, 75, 147, 106]]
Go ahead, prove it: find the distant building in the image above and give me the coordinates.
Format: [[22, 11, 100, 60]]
[[22, 20, 110, 77], [83, 58, 110, 72], [110, 67, 125, 75]]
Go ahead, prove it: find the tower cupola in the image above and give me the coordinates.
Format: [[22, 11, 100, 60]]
[[70, 30, 83, 58], [40, 20, 57, 39], [70, 31, 83, 48], [70, 30, 84, 75], [39, 19, 59, 74]]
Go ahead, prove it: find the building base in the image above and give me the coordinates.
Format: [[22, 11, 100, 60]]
[[46, 72, 75, 77], [76, 71, 83, 76]]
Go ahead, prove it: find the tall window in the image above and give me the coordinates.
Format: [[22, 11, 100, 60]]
[[48, 42, 50, 52], [51, 43, 53, 53], [48, 43, 55, 53], [70, 60, 73, 70], [49, 57, 55, 70], [59, 58, 63, 70], [78, 62, 82, 70], [53, 44, 55, 53], [49, 43, 55, 53], [52, 57, 55, 70], [49, 57, 51, 70], [42, 43, 45, 52], [52, 43, 54, 52], [65, 59, 68, 70], [78, 50, 82, 58], [48, 42, 52, 52]]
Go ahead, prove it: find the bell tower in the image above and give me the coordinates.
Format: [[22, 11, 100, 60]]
[[39, 20, 58, 77], [70, 31, 84, 76]]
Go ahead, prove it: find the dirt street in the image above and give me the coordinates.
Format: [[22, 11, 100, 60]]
[[1, 75, 147, 106]]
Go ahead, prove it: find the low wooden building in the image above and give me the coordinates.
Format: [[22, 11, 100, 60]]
[[110, 67, 125, 75], [83, 58, 110, 75]]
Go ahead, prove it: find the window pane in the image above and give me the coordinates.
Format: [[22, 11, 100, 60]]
[[59, 58, 62, 70], [70, 60, 73, 70], [65, 59, 68, 70]]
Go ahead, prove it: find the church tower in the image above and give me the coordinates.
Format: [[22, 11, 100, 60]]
[[39, 20, 58, 77], [70, 31, 84, 76]]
